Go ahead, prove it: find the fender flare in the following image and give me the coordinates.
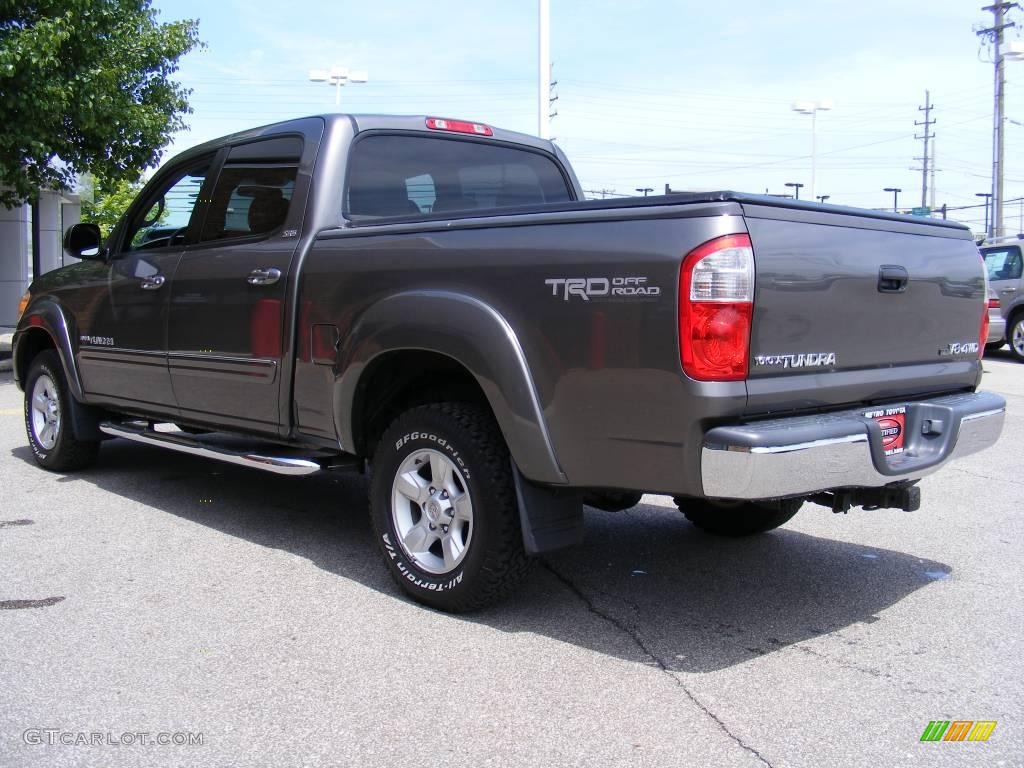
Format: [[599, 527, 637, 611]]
[[14, 299, 85, 401], [334, 290, 566, 485]]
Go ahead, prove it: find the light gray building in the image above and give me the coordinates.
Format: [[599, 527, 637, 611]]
[[0, 189, 80, 328]]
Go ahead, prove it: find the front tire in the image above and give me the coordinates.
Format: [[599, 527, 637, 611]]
[[23, 350, 99, 471], [674, 497, 801, 536], [369, 402, 532, 612], [1009, 313, 1024, 362]]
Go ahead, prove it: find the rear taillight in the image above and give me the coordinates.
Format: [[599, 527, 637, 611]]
[[980, 309, 989, 359], [679, 233, 754, 381], [988, 298, 1000, 309]]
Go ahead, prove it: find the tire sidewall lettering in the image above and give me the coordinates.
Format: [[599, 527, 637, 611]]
[[380, 532, 466, 593], [393, 432, 470, 480], [25, 362, 58, 462]]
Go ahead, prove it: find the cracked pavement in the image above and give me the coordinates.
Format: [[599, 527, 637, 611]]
[[1, 353, 1022, 768]]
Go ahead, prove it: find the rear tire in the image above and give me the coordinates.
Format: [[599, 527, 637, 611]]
[[23, 350, 100, 471], [369, 402, 532, 612], [673, 497, 801, 537], [1009, 313, 1024, 362]]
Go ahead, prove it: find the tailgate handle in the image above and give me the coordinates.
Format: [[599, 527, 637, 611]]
[[878, 265, 909, 293]]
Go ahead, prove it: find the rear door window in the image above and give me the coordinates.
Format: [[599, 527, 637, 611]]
[[346, 134, 573, 218], [983, 246, 1023, 281], [199, 136, 303, 242]]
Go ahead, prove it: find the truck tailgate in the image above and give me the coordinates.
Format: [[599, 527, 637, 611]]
[[742, 204, 985, 413]]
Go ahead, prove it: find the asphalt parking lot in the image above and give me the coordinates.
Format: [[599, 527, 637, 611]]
[[1, 354, 1021, 768]]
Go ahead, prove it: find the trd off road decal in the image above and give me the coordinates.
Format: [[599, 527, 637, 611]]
[[865, 405, 907, 456], [545, 277, 660, 301]]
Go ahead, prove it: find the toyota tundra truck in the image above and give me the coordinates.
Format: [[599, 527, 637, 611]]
[[13, 114, 1006, 611]]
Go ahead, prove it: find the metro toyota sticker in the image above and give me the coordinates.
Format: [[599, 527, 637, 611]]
[[865, 405, 907, 456]]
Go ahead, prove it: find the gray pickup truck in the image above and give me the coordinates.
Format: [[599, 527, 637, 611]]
[[13, 114, 1006, 611]]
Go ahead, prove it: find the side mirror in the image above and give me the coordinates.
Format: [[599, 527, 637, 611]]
[[63, 223, 106, 260]]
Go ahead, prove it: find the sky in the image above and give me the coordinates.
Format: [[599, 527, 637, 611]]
[[151, 0, 1024, 234]]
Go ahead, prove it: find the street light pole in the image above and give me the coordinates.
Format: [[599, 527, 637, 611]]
[[884, 187, 902, 213], [308, 66, 369, 109], [785, 182, 804, 200], [977, 192, 993, 235], [635, 187, 653, 197], [792, 100, 833, 200], [816, 194, 830, 203]]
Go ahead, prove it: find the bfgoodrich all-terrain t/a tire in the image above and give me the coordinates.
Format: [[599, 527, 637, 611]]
[[23, 350, 99, 471], [673, 497, 802, 537], [369, 402, 533, 612]]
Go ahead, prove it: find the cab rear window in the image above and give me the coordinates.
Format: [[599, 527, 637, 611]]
[[346, 134, 572, 218]]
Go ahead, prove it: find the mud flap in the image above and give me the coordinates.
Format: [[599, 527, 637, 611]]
[[512, 462, 584, 555], [67, 395, 104, 441]]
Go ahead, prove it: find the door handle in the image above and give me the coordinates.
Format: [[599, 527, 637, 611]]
[[878, 265, 909, 293], [139, 275, 165, 290], [247, 267, 282, 286]]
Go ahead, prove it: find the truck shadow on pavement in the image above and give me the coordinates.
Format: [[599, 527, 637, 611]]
[[11, 440, 952, 674]]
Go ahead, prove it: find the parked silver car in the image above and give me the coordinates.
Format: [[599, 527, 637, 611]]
[[981, 238, 1024, 361]]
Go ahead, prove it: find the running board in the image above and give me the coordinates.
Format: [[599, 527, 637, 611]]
[[98, 422, 323, 476]]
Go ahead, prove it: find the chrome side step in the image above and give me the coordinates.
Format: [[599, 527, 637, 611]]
[[99, 422, 323, 476]]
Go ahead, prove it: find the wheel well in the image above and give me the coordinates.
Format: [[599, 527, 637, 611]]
[[353, 350, 491, 458], [15, 328, 56, 384]]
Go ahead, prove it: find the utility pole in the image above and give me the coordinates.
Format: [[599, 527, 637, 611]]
[[929, 135, 937, 210], [978, 2, 1019, 238], [914, 90, 936, 208], [538, 0, 551, 139], [548, 63, 559, 134]]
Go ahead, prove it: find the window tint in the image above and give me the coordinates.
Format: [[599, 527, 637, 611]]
[[347, 135, 572, 218], [200, 165, 298, 242], [125, 160, 211, 251], [983, 246, 1023, 280]]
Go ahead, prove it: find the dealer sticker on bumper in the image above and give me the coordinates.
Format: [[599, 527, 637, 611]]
[[864, 405, 907, 456]]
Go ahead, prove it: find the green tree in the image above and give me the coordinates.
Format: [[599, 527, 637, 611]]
[[0, 1, 199, 208], [80, 172, 145, 235]]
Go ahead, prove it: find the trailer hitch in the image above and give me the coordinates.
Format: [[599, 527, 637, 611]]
[[809, 484, 921, 514]]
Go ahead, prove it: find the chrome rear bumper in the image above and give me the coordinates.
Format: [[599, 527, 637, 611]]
[[700, 391, 1005, 499]]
